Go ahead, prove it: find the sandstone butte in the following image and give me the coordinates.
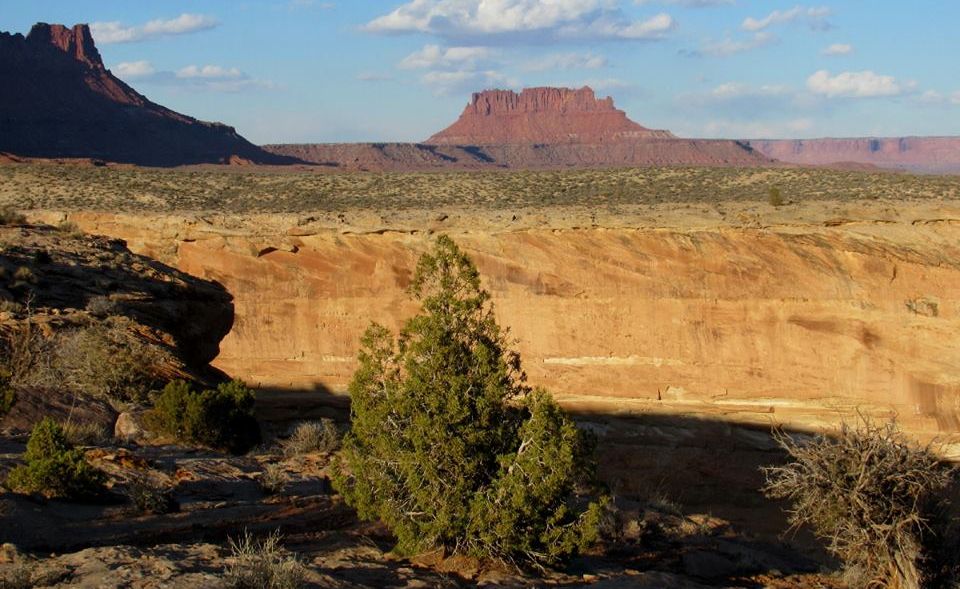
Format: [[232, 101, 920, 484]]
[[0, 23, 297, 167], [749, 137, 960, 174], [33, 199, 960, 458], [265, 86, 771, 170], [426, 86, 674, 145]]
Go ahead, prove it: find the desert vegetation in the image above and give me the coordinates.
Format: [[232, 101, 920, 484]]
[[1, 163, 958, 214], [763, 419, 957, 589], [148, 379, 261, 454], [333, 236, 604, 566], [5, 418, 105, 499]]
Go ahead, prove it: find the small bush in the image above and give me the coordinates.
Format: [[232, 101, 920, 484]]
[[224, 531, 305, 589], [0, 559, 35, 589], [0, 371, 14, 418], [763, 419, 954, 589], [259, 464, 288, 495], [126, 481, 178, 514], [60, 419, 110, 446], [11, 266, 35, 285], [768, 186, 784, 207], [150, 379, 261, 454], [85, 295, 119, 318], [283, 419, 340, 457], [6, 418, 106, 499], [0, 206, 26, 226], [56, 220, 82, 236]]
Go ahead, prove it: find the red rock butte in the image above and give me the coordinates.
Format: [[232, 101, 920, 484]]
[[0, 23, 298, 166], [426, 86, 674, 145]]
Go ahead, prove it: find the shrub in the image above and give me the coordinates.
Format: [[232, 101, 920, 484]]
[[282, 419, 340, 457], [0, 371, 14, 418], [150, 379, 261, 454], [52, 323, 166, 404], [259, 464, 288, 495], [763, 420, 954, 589], [85, 295, 119, 318], [333, 235, 603, 566], [60, 419, 110, 446], [126, 481, 178, 514], [6, 418, 106, 499], [224, 531, 305, 589], [0, 206, 26, 226], [768, 186, 784, 207]]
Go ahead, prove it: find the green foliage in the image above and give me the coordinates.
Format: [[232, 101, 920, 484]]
[[126, 481, 178, 514], [768, 186, 784, 207], [0, 370, 14, 418], [334, 235, 602, 566], [6, 418, 105, 499], [150, 379, 261, 454]]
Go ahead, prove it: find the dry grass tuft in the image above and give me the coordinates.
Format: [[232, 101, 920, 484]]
[[224, 530, 305, 589]]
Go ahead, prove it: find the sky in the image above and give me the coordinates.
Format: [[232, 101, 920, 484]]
[[5, 1, 960, 144]]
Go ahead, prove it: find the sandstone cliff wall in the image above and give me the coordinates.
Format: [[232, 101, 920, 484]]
[[37, 206, 960, 452]]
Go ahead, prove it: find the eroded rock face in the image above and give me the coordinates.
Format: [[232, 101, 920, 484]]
[[54, 205, 960, 452], [0, 23, 298, 166], [748, 137, 960, 174], [427, 86, 673, 145]]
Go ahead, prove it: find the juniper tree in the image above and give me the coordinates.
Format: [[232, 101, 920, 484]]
[[333, 235, 603, 565]]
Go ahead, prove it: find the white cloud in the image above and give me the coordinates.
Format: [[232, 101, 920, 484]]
[[807, 70, 905, 98], [693, 31, 776, 57], [399, 45, 493, 69], [91, 13, 218, 44], [635, 0, 731, 6], [421, 69, 518, 95], [364, 0, 676, 41], [822, 43, 852, 56], [113, 60, 155, 79], [176, 65, 244, 79], [707, 82, 790, 100], [522, 52, 608, 72], [742, 6, 831, 32], [952, 91, 960, 105]]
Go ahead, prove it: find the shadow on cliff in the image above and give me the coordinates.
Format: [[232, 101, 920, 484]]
[[1, 226, 234, 372]]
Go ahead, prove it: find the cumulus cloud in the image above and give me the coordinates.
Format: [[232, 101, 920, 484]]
[[806, 70, 907, 98], [706, 82, 791, 100], [742, 6, 831, 32], [521, 52, 608, 71], [91, 14, 218, 44], [421, 69, 518, 95], [399, 45, 493, 69], [113, 60, 155, 78], [635, 0, 732, 6], [822, 43, 853, 56], [364, 0, 676, 42], [687, 31, 776, 57]]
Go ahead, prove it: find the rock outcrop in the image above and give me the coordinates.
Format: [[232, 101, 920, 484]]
[[0, 23, 299, 166], [426, 86, 673, 145], [748, 137, 960, 174], [48, 201, 960, 454]]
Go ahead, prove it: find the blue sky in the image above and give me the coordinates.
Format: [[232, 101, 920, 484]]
[[5, 1, 959, 143]]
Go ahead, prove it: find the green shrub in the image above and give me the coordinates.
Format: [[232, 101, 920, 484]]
[[150, 379, 261, 454], [333, 235, 603, 566], [6, 418, 105, 499], [768, 186, 784, 207], [763, 420, 954, 589], [0, 371, 14, 418]]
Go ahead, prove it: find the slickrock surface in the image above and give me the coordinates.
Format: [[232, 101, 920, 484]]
[[427, 87, 673, 145], [0, 23, 298, 166], [749, 137, 960, 174]]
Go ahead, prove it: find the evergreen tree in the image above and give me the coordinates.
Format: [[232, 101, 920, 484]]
[[334, 235, 604, 565]]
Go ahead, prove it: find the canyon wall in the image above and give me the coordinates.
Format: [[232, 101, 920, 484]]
[[41, 204, 960, 452], [748, 137, 960, 174]]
